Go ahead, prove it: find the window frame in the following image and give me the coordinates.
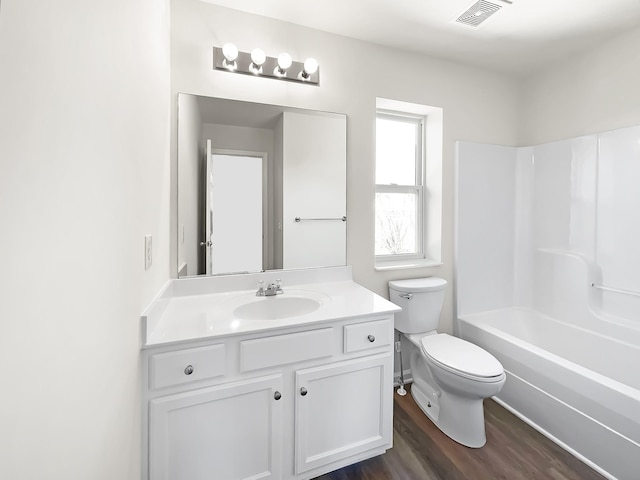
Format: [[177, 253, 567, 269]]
[[375, 110, 427, 263]]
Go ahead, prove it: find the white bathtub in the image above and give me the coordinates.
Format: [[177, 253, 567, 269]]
[[458, 307, 640, 480]]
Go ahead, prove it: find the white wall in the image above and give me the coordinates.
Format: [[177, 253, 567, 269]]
[[0, 1, 170, 479], [520, 27, 640, 145], [203, 124, 275, 154], [455, 143, 518, 316], [170, 0, 521, 334]]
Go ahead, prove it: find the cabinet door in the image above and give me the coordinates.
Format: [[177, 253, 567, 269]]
[[294, 353, 392, 474], [149, 374, 283, 480]]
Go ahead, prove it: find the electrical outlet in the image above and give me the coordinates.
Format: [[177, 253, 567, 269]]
[[395, 341, 402, 352], [145, 235, 153, 270]]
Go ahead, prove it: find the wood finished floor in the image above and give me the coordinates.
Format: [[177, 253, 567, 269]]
[[315, 384, 605, 480]]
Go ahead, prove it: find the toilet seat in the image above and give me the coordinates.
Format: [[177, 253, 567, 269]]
[[420, 334, 504, 383]]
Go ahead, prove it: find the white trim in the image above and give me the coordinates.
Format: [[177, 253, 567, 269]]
[[375, 259, 443, 271], [375, 113, 426, 260], [375, 98, 443, 269]]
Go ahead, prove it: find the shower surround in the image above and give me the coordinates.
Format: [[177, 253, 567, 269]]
[[455, 125, 640, 480]]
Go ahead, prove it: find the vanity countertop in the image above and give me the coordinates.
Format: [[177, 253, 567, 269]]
[[141, 267, 400, 348]]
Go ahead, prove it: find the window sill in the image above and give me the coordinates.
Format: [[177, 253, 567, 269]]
[[375, 259, 443, 271]]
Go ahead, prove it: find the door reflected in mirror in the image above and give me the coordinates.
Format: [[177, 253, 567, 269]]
[[206, 147, 267, 275], [177, 94, 347, 277]]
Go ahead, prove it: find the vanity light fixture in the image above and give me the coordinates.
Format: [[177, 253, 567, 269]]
[[213, 45, 319, 85]]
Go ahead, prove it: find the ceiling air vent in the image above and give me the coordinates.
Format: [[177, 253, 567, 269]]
[[455, 0, 502, 27]]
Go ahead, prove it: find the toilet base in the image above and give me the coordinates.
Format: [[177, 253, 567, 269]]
[[411, 379, 487, 448], [410, 377, 441, 425]]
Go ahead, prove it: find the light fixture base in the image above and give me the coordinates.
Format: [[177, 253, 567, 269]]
[[213, 47, 319, 85]]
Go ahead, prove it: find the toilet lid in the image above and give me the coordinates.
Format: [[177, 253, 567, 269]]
[[420, 334, 503, 378], [388, 277, 447, 293]]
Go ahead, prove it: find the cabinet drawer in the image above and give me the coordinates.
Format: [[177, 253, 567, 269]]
[[150, 344, 226, 390], [241, 328, 334, 372], [344, 319, 392, 353]]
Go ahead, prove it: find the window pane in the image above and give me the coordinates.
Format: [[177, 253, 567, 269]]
[[376, 117, 417, 185], [375, 192, 418, 255]]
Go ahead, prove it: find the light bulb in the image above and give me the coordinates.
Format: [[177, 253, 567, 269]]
[[221, 43, 238, 62], [303, 57, 318, 76], [299, 57, 318, 80], [249, 48, 266, 74], [250, 48, 266, 66], [277, 52, 292, 71]]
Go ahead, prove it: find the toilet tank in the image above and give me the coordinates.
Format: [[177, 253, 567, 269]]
[[388, 277, 447, 334]]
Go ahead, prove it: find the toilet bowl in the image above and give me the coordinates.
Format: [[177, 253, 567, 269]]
[[389, 278, 505, 448]]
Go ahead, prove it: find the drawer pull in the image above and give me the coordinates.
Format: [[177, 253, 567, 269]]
[[184, 365, 194, 375], [274, 391, 282, 401], [368, 335, 376, 343], [300, 387, 308, 396]]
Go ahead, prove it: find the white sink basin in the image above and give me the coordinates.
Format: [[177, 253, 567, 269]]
[[231, 290, 330, 320]]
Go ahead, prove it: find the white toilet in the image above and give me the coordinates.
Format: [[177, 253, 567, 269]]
[[389, 277, 505, 448]]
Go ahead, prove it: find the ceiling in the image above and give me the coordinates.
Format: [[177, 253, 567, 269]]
[[200, 0, 640, 76]]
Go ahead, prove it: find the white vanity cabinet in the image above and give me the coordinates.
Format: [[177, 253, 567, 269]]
[[294, 353, 391, 474], [142, 314, 394, 480], [149, 374, 284, 480]]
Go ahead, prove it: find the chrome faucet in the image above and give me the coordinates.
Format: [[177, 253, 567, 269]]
[[256, 279, 284, 296]]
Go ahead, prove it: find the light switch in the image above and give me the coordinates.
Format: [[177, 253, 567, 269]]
[[145, 235, 153, 270]]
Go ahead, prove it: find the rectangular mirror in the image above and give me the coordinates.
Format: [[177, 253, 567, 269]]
[[177, 94, 347, 277]]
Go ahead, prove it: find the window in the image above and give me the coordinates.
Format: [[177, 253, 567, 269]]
[[375, 113, 424, 258], [375, 99, 443, 269]]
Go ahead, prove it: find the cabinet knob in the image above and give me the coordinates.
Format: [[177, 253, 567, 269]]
[[274, 391, 282, 401], [184, 365, 194, 375], [368, 335, 376, 343], [300, 387, 308, 396]]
